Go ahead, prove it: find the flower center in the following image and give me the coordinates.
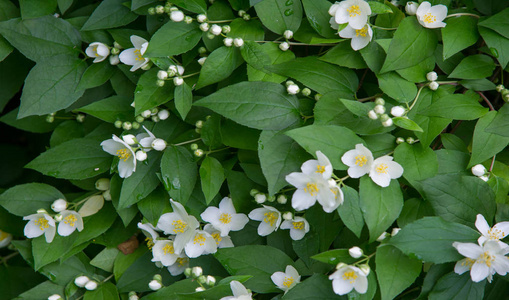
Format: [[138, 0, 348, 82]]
[[212, 233, 222, 245], [263, 212, 278, 227], [316, 165, 326, 174], [355, 26, 368, 37], [293, 221, 304, 230], [177, 257, 188, 266], [93, 45, 100, 57], [355, 155, 367, 167], [0, 231, 8, 241], [64, 214, 77, 227], [193, 234, 206, 246], [347, 5, 361, 17], [116, 148, 131, 162], [172, 219, 187, 233], [145, 237, 155, 249], [219, 213, 232, 224], [423, 13, 437, 24], [134, 49, 145, 61], [304, 183, 319, 196], [479, 251, 494, 267], [342, 270, 358, 284], [487, 228, 504, 240], [376, 163, 388, 174], [283, 276, 294, 288], [35, 218, 49, 231], [163, 243, 175, 255]]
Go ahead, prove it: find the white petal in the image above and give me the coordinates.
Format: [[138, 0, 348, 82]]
[[100, 138, 123, 156], [454, 259, 472, 275], [416, 1, 431, 17], [229, 214, 249, 232], [257, 220, 276, 236], [185, 242, 204, 258], [335, 2, 350, 24], [285, 172, 310, 188], [425, 21, 447, 28], [493, 222, 509, 239], [171, 200, 189, 219], [200, 207, 220, 223], [455, 242, 484, 259], [339, 25, 356, 39], [332, 278, 353, 295], [290, 228, 306, 240], [475, 214, 490, 236], [353, 273, 368, 294], [329, 3, 341, 16], [131, 35, 148, 49], [349, 14, 368, 30], [44, 226, 56, 243], [493, 255, 509, 275], [271, 272, 286, 289], [118, 158, 136, 178], [24, 221, 45, 238], [348, 166, 370, 178], [369, 172, 391, 187], [219, 197, 236, 214], [291, 189, 317, 211], [429, 5, 447, 21], [248, 208, 266, 221], [351, 35, 370, 51], [387, 161, 404, 179], [57, 223, 75, 236], [119, 48, 137, 66], [286, 265, 300, 280], [230, 280, 250, 297], [470, 262, 490, 282]]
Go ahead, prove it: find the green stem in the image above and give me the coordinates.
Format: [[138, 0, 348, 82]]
[[408, 85, 426, 111], [206, 147, 231, 154], [0, 252, 19, 266], [172, 138, 202, 147], [370, 24, 397, 30], [446, 13, 480, 19], [254, 40, 337, 47], [182, 71, 200, 79]]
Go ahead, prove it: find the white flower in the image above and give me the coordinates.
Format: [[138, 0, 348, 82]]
[[168, 256, 189, 276], [85, 42, 110, 63], [204, 224, 234, 248], [280, 216, 310, 241], [220, 280, 253, 300], [283, 30, 294, 39], [475, 214, 509, 248], [119, 35, 150, 72], [426, 71, 438, 81], [200, 23, 210, 32], [101, 135, 137, 178], [453, 241, 509, 282], [138, 222, 159, 249], [416, 1, 447, 28], [341, 144, 374, 178], [23, 212, 56, 243], [349, 246, 363, 258], [174, 77, 184, 86], [152, 239, 181, 266], [233, 38, 244, 47], [332, 0, 371, 30], [0, 230, 12, 248], [285, 172, 335, 211], [184, 230, 217, 258], [210, 24, 222, 35], [248, 205, 282, 236], [391, 106, 406, 117], [149, 280, 162, 290], [405, 1, 418, 15], [51, 199, 67, 212], [170, 10, 185, 22], [136, 151, 147, 161], [74, 275, 90, 287], [85, 280, 98, 291], [156, 200, 200, 253], [339, 24, 373, 51], [471, 164, 486, 177], [369, 156, 404, 187], [302, 151, 333, 179], [200, 197, 249, 236], [271, 265, 300, 293], [136, 125, 156, 152], [279, 42, 290, 51], [329, 265, 368, 295], [57, 210, 83, 236], [287, 84, 299, 94]]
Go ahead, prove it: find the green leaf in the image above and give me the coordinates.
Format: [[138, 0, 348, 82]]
[[81, 0, 137, 31], [376, 245, 422, 300], [134, 68, 175, 115], [240, 41, 271, 71], [282, 274, 341, 299], [397, 198, 434, 228], [258, 130, 308, 195], [227, 18, 265, 41], [145, 22, 202, 58], [160, 146, 197, 205], [448, 54, 495, 79], [311, 249, 357, 265], [171, 0, 207, 14], [215, 245, 294, 293], [195, 46, 243, 89], [84, 282, 120, 300], [90, 248, 119, 272], [392, 117, 423, 132], [0, 0, 19, 21], [340, 99, 371, 116], [478, 7, 509, 39], [19, 0, 57, 19], [78, 96, 134, 123], [17, 281, 65, 300], [393, 143, 437, 193], [195, 81, 300, 131], [33, 234, 77, 270], [174, 82, 193, 120], [485, 103, 509, 137], [396, 55, 435, 83], [359, 177, 403, 242], [0, 16, 80, 62], [420, 93, 488, 120], [421, 174, 496, 227], [76, 61, 116, 91], [377, 72, 418, 103], [254, 0, 303, 34], [247, 42, 295, 83], [429, 272, 486, 300], [18, 55, 86, 118], [221, 119, 260, 151], [390, 217, 479, 263], [301, 0, 337, 38], [0, 183, 64, 216], [381, 17, 438, 73], [442, 16, 479, 60], [137, 187, 171, 226], [459, 79, 496, 91], [320, 41, 367, 69], [487, 175, 509, 204], [267, 57, 358, 98], [73, 203, 117, 246], [337, 185, 364, 238], [369, 1, 393, 14], [469, 111, 509, 167], [0, 108, 60, 133], [200, 156, 225, 204], [286, 124, 365, 170], [478, 26, 509, 69]]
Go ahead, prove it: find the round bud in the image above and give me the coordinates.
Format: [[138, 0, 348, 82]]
[[238, 10, 246, 17], [315, 94, 322, 101], [0, 230, 13, 248], [359, 264, 371, 276], [195, 120, 204, 128], [301, 88, 311, 96], [279, 42, 290, 51], [254, 193, 267, 204], [283, 30, 294, 40], [184, 16, 193, 24], [390, 106, 406, 117], [210, 24, 222, 35], [429, 81, 439, 91], [267, 195, 276, 202], [233, 38, 244, 47], [277, 195, 288, 204], [250, 189, 259, 197], [102, 190, 112, 201], [391, 227, 401, 236], [382, 118, 393, 127], [197, 14, 207, 23], [192, 266, 203, 278], [348, 246, 363, 258], [85, 280, 98, 291], [406, 137, 415, 144], [136, 116, 145, 124], [136, 151, 147, 161], [199, 23, 210, 32], [375, 97, 385, 106], [95, 178, 110, 191], [148, 280, 162, 291], [197, 275, 207, 284], [48, 294, 63, 300], [287, 84, 300, 95], [129, 293, 139, 300], [167, 65, 178, 77], [471, 164, 486, 177], [242, 14, 250, 21], [122, 121, 132, 131], [502, 89, 509, 98], [51, 199, 67, 213], [46, 115, 55, 123], [380, 114, 390, 122], [285, 80, 295, 87], [198, 57, 207, 65], [206, 275, 216, 286], [405, 1, 418, 15], [170, 10, 185, 22], [114, 120, 123, 128], [177, 65, 185, 75], [111, 47, 120, 55], [141, 110, 152, 118], [122, 134, 136, 145], [223, 37, 233, 47], [190, 143, 199, 150], [282, 212, 293, 220], [194, 149, 204, 157], [131, 122, 140, 129], [148, 7, 156, 15], [426, 71, 438, 82], [76, 114, 86, 123], [151, 115, 160, 123], [195, 128, 201, 134], [37, 208, 49, 214], [504, 93, 509, 102], [155, 5, 164, 14], [153, 274, 162, 281], [222, 25, 231, 34], [164, 5, 171, 13], [158, 109, 169, 120], [141, 62, 152, 71], [152, 138, 167, 151], [184, 268, 192, 277], [396, 137, 405, 144], [368, 110, 378, 120], [376, 232, 389, 242], [374, 105, 385, 115], [206, 32, 215, 40], [496, 84, 505, 92], [110, 54, 120, 65], [54, 213, 63, 222], [157, 70, 168, 80], [173, 77, 184, 86], [198, 47, 207, 54], [74, 275, 90, 287]]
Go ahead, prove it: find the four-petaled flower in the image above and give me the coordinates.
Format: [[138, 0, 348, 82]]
[[341, 144, 374, 178], [85, 42, 110, 63], [184, 230, 218, 258], [119, 35, 150, 71], [248, 205, 282, 236], [157, 200, 200, 253], [285, 172, 335, 211], [330, 0, 372, 30], [475, 214, 509, 248], [329, 264, 368, 295], [369, 156, 404, 188], [453, 241, 509, 282], [280, 216, 310, 241], [338, 24, 373, 51], [57, 210, 83, 236], [200, 197, 249, 237], [101, 135, 137, 178], [23, 212, 56, 243], [220, 280, 253, 300], [416, 1, 447, 28], [271, 265, 300, 293]]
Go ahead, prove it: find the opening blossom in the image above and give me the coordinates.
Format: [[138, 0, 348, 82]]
[[248, 205, 282, 236], [101, 135, 137, 178], [329, 264, 368, 295], [138, 222, 160, 249], [271, 265, 300, 293], [23, 212, 56, 243], [220, 280, 253, 300], [329, 0, 371, 30], [57, 210, 83, 236], [157, 200, 200, 253], [200, 197, 249, 237], [453, 241, 509, 282], [85, 42, 110, 63], [119, 35, 150, 71], [475, 214, 509, 248], [280, 216, 310, 241], [416, 1, 447, 29], [151, 239, 181, 266], [338, 24, 373, 51]]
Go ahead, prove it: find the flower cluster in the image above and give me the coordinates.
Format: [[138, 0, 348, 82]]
[[329, 0, 373, 50], [453, 214, 509, 282]]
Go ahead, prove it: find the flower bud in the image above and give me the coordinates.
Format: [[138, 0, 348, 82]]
[[184, 16, 193, 24], [287, 84, 300, 95], [250, 189, 259, 197], [190, 143, 199, 150], [197, 275, 207, 284], [194, 149, 204, 157], [375, 97, 385, 106], [51, 199, 68, 213], [282, 212, 293, 220], [286, 80, 295, 86], [74, 275, 90, 287], [222, 25, 231, 34], [151, 138, 167, 151], [233, 38, 244, 47], [184, 267, 192, 277], [136, 151, 147, 161], [197, 14, 207, 23], [359, 264, 371, 276], [155, 5, 164, 14], [301, 88, 311, 96], [76, 113, 86, 123], [195, 120, 204, 128], [129, 292, 139, 300], [254, 193, 267, 204], [198, 47, 207, 54], [238, 10, 246, 17], [173, 77, 184, 86], [405, 1, 418, 15], [37, 208, 49, 214], [157, 70, 168, 80], [206, 32, 215, 40], [141, 110, 152, 118], [148, 7, 156, 15], [95, 178, 110, 191], [374, 104, 385, 115], [368, 110, 378, 120], [158, 109, 170, 120], [267, 195, 276, 202], [54, 213, 63, 222], [123, 134, 137, 145], [382, 118, 393, 127], [283, 30, 294, 40], [109, 55, 120, 65], [148, 280, 162, 291], [46, 115, 55, 123], [279, 42, 290, 51], [426, 71, 438, 82], [391, 228, 401, 236], [198, 57, 207, 65], [167, 65, 178, 77], [429, 81, 439, 91], [102, 190, 112, 201], [122, 121, 132, 131], [349, 246, 363, 258], [195, 287, 206, 292], [152, 116, 160, 123], [111, 47, 120, 55], [141, 62, 152, 70], [85, 280, 98, 291], [496, 84, 505, 92], [199, 23, 209, 32], [210, 24, 222, 35], [406, 137, 415, 144], [243, 14, 250, 21], [471, 164, 486, 177], [277, 195, 288, 204], [114, 120, 123, 128], [390, 106, 406, 117], [335, 262, 347, 270], [170, 10, 185, 22], [376, 232, 389, 242], [224, 37, 233, 47], [192, 266, 203, 278], [480, 175, 489, 182], [206, 275, 216, 286], [396, 137, 405, 144], [48, 295, 63, 300]]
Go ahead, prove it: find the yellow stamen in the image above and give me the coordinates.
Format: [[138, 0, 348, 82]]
[[342, 270, 358, 284], [145, 237, 155, 249], [304, 183, 319, 196], [263, 212, 278, 227], [283, 276, 294, 288], [212, 233, 222, 245], [177, 257, 189, 266], [461, 258, 475, 269], [193, 234, 206, 246], [116, 148, 131, 162], [219, 213, 232, 224], [355, 155, 367, 167], [172, 220, 187, 233], [316, 165, 326, 174], [64, 214, 77, 227], [487, 228, 504, 240], [163, 243, 175, 255], [293, 221, 304, 230], [423, 13, 436, 24], [93, 45, 100, 57], [134, 49, 144, 61], [355, 26, 368, 37], [376, 163, 388, 174], [35, 218, 49, 231], [0, 231, 8, 241], [479, 251, 494, 267], [347, 5, 361, 17]]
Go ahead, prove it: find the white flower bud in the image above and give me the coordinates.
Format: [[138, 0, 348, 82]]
[[195, 120, 204, 128], [102, 190, 112, 201], [471, 164, 486, 177], [155, 5, 164, 14], [122, 134, 137, 145], [359, 264, 371, 276], [85, 280, 98, 291], [206, 275, 216, 286], [390, 106, 406, 117], [283, 30, 294, 39], [199, 23, 209, 32], [335, 262, 347, 270], [148, 7, 156, 15], [382, 118, 393, 127], [277, 195, 288, 204], [396, 137, 405, 144], [192, 266, 203, 277], [349, 246, 363, 258], [238, 10, 246, 17], [167, 65, 178, 77], [149, 280, 162, 291], [429, 81, 439, 91], [198, 57, 207, 65], [376, 232, 389, 242], [197, 14, 207, 23], [405, 1, 418, 15], [182, 16, 192, 23], [286, 80, 295, 87], [173, 77, 184, 86], [368, 110, 378, 120], [496, 84, 505, 92], [151, 138, 167, 151], [375, 97, 385, 106], [141, 62, 152, 70], [170, 10, 185, 22], [158, 109, 170, 120], [95, 178, 110, 191], [194, 149, 204, 157], [155, 79, 165, 87], [223, 37, 233, 47], [279, 42, 290, 51], [141, 110, 152, 118], [198, 47, 207, 54], [48, 295, 63, 300], [426, 71, 438, 82], [267, 195, 276, 202], [122, 121, 132, 131], [282, 212, 293, 220], [176, 65, 185, 76], [74, 275, 90, 287], [76, 114, 86, 123], [391, 228, 401, 236], [287, 84, 300, 95], [195, 287, 206, 292], [109, 55, 120, 65], [254, 193, 267, 204], [157, 70, 168, 80], [374, 104, 385, 115], [233, 38, 244, 47], [480, 175, 490, 182], [327, 179, 338, 189], [210, 24, 222, 35], [54, 213, 63, 222], [129, 293, 139, 300], [136, 151, 147, 161], [222, 25, 231, 34], [51, 199, 67, 213], [301, 88, 311, 96], [243, 14, 250, 21], [37, 208, 49, 214]]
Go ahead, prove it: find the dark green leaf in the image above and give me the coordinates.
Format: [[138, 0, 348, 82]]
[[397, 198, 434, 228], [478, 26, 509, 69], [0, 183, 64, 216], [478, 7, 509, 39], [247, 42, 295, 83], [301, 0, 337, 38], [448, 54, 495, 80], [78, 96, 134, 123], [174, 82, 193, 120], [377, 72, 418, 103], [320, 42, 368, 69], [485, 103, 509, 137], [442, 16, 479, 60], [200, 156, 225, 204], [145, 22, 202, 58], [81, 0, 137, 31], [337, 185, 364, 238], [254, 0, 303, 34], [84, 282, 120, 300], [76, 61, 116, 91], [469, 111, 509, 167], [393, 143, 438, 193], [171, 0, 207, 14], [429, 272, 486, 300], [195, 46, 243, 89], [420, 93, 488, 120], [33, 234, 77, 270], [392, 117, 423, 132], [240, 40, 271, 71], [160, 146, 197, 205], [282, 274, 341, 299]]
